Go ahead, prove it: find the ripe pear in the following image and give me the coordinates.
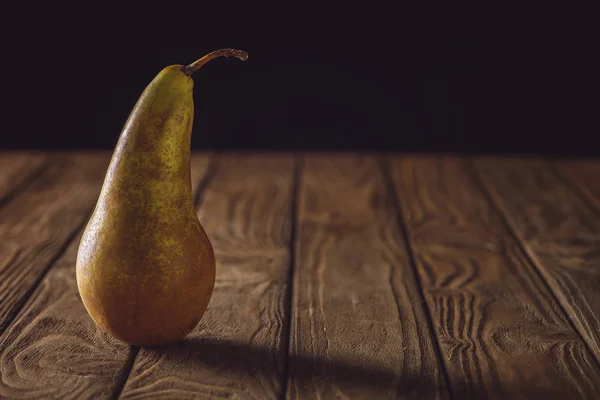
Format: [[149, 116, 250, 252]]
[[76, 49, 248, 347]]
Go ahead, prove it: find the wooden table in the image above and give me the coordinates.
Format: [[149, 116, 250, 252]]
[[1, 152, 600, 399]]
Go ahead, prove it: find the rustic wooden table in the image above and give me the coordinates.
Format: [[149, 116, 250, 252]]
[[1, 152, 600, 399]]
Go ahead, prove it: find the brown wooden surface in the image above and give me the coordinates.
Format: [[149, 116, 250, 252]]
[[287, 156, 449, 399], [2, 152, 600, 399], [473, 158, 600, 365], [389, 157, 600, 399], [0, 152, 47, 205], [0, 153, 110, 333]]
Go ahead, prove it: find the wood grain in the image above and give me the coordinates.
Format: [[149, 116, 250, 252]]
[[0, 153, 111, 333], [120, 154, 295, 399], [0, 154, 212, 399], [0, 152, 47, 203], [5, 152, 600, 399], [389, 157, 600, 399], [473, 157, 600, 363], [286, 156, 449, 400], [554, 159, 600, 212]]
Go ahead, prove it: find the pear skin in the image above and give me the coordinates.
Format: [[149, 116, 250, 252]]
[[76, 49, 247, 347]]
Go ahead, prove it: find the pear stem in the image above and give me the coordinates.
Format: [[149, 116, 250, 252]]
[[184, 48, 248, 76]]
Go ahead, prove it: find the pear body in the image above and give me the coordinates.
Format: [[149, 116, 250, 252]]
[[76, 65, 215, 347]]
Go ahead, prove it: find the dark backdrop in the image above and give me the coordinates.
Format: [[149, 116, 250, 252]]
[[0, 1, 597, 154]]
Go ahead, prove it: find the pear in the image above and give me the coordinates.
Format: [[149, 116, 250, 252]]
[[76, 49, 248, 347]]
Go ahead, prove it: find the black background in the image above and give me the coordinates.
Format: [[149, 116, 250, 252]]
[[0, 1, 597, 154]]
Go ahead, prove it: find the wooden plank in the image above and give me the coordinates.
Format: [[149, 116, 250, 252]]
[[0, 152, 47, 203], [0, 154, 212, 399], [120, 154, 295, 399], [0, 152, 111, 333], [555, 159, 600, 211], [473, 157, 600, 363], [389, 157, 600, 399], [287, 156, 449, 399]]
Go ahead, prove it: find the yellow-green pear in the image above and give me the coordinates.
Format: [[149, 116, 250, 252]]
[[76, 49, 248, 346]]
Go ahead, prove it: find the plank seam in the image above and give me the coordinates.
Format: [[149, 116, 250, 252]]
[[380, 158, 455, 400], [193, 157, 220, 208], [111, 154, 218, 399], [465, 158, 600, 368], [109, 346, 140, 400], [280, 154, 302, 400]]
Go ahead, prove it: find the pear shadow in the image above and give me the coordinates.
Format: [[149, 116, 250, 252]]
[[149, 336, 434, 398], [142, 337, 580, 399]]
